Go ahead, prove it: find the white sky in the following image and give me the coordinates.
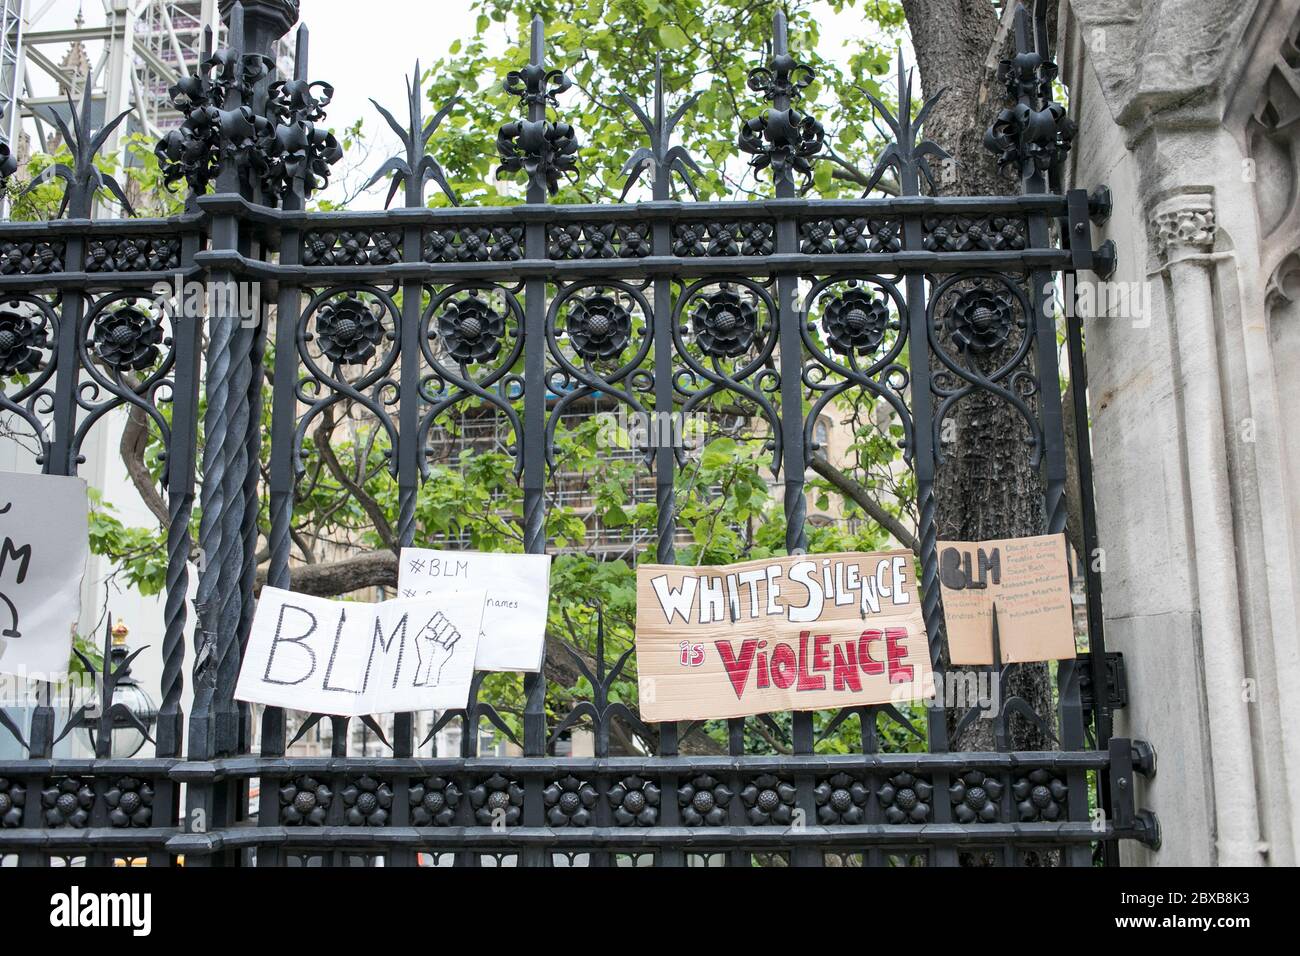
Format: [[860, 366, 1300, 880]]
[[19, 0, 902, 208]]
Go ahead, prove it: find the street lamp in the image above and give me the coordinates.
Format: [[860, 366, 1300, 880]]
[[83, 620, 158, 759]]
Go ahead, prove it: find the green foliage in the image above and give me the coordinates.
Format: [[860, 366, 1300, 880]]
[[80, 0, 925, 755], [419, 0, 906, 204]]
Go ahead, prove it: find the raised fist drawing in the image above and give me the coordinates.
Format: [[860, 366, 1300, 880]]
[[413, 611, 462, 687]]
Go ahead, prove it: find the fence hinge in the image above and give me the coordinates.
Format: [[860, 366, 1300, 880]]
[[1066, 186, 1117, 278], [1079, 650, 1127, 718], [1108, 737, 1161, 850]]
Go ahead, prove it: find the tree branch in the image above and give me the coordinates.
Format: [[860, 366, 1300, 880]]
[[810, 452, 919, 555], [120, 404, 169, 529]]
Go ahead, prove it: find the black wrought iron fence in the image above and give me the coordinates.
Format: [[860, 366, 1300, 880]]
[[0, 0, 1157, 867]]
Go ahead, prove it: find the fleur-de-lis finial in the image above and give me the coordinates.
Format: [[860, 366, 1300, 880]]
[[737, 12, 824, 192], [495, 15, 579, 197], [156, 10, 341, 205], [860, 52, 950, 197], [983, 4, 1075, 179], [22, 82, 135, 218], [363, 62, 459, 208], [618, 55, 704, 201], [259, 24, 343, 203]]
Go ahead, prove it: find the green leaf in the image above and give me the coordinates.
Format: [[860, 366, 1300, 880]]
[[658, 23, 690, 49]]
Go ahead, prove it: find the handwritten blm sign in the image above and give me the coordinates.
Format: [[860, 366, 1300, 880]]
[[635, 551, 930, 722], [235, 587, 486, 717], [937, 533, 1077, 665], [398, 548, 551, 672], [0, 472, 89, 679]]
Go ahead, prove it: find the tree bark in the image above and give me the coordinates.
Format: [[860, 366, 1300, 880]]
[[900, 0, 1055, 752]]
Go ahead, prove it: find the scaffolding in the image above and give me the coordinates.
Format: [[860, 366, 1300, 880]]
[[7, 1, 290, 194]]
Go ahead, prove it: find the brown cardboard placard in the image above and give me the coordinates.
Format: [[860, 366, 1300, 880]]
[[937, 533, 1076, 665], [635, 551, 931, 722]]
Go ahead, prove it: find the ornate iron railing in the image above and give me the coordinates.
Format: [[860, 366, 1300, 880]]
[[0, 0, 1156, 867]]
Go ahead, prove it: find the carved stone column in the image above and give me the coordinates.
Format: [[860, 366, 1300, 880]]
[[1153, 192, 1265, 866]]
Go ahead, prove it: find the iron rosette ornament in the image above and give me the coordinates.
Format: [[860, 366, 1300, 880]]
[[690, 285, 760, 359], [294, 285, 401, 489], [946, 287, 1015, 354], [877, 771, 933, 824], [739, 53, 824, 185], [298, 288, 400, 394], [342, 775, 393, 826], [90, 303, 167, 372], [280, 775, 332, 826], [544, 280, 654, 469], [437, 293, 508, 366], [74, 293, 177, 475], [313, 294, 388, 366], [607, 775, 659, 827], [0, 776, 25, 827], [1014, 769, 1068, 822], [672, 277, 782, 475], [421, 284, 525, 480], [469, 773, 524, 827], [823, 286, 892, 357], [814, 773, 869, 825], [409, 775, 461, 827], [0, 296, 60, 461], [41, 777, 95, 828], [926, 273, 1042, 468], [104, 777, 154, 828], [800, 276, 913, 463], [740, 774, 797, 825], [0, 304, 50, 378], [949, 770, 1004, 824], [566, 293, 634, 362], [678, 773, 734, 827], [543, 775, 598, 827]]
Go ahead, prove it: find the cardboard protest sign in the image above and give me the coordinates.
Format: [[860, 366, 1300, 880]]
[[937, 533, 1076, 665], [398, 548, 551, 672], [635, 551, 930, 722], [0, 472, 89, 679], [235, 587, 486, 716]]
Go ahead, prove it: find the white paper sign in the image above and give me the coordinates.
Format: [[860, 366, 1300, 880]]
[[0, 472, 89, 680], [235, 587, 486, 717], [398, 548, 551, 672]]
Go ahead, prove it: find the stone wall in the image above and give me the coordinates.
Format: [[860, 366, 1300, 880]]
[[1059, 0, 1300, 866]]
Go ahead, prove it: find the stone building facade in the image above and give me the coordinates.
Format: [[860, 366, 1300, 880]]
[[1060, 0, 1300, 865]]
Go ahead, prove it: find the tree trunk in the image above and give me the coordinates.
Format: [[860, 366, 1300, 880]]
[[900, 0, 1054, 752]]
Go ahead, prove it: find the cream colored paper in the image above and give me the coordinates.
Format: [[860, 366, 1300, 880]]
[[937, 533, 1077, 665], [635, 551, 930, 722]]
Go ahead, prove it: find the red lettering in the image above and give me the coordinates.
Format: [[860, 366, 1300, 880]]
[[858, 628, 885, 676], [797, 631, 827, 691], [715, 639, 758, 699], [756, 643, 770, 689], [771, 642, 797, 689], [886, 627, 914, 684], [832, 641, 862, 692], [813, 634, 831, 672]]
